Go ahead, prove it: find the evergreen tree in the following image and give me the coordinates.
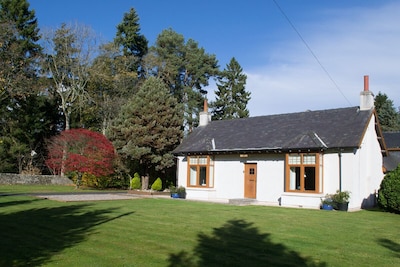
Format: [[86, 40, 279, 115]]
[[0, 0, 57, 173], [374, 92, 400, 131], [211, 57, 250, 120], [115, 7, 148, 76], [108, 77, 182, 175], [145, 28, 219, 133], [87, 42, 138, 134]]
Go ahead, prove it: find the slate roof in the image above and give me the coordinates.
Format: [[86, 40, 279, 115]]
[[383, 132, 400, 150], [383, 132, 400, 172], [173, 106, 374, 155]]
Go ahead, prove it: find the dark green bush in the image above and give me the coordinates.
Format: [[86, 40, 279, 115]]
[[378, 165, 400, 213], [151, 177, 162, 191], [130, 172, 141, 189]]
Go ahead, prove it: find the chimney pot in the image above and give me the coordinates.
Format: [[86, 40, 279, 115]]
[[360, 75, 374, 110], [364, 75, 369, 91]]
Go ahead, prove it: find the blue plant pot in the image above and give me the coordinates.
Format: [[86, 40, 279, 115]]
[[171, 193, 179, 198], [322, 204, 333, 210]]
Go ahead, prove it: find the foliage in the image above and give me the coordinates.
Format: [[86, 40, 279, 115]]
[[374, 92, 400, 131], [108, 77, 182, 173], [169, 185, 177, 193], [331, 190, 351, 204], [378, 165, 400, 213], [211, 57, 251, 120], [151, 177, 162, 191], [87, 42, 138, 133], [46, 128, 116, 187], [0, 0, 59, 173], [115, 7, 148, 59], [144, 28, 219, 133], [42, 23, 98, 130], [130, 172, 141, 189]]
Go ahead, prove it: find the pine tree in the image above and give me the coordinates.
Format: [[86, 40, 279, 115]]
[[145, 28, 219, 133], [374, 92, 400, 131], [108, 77, 182, 174], [115, 7, 148, 76], [211, 57, 251, 120]]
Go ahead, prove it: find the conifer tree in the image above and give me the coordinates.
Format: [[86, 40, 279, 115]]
[[211, 57, 251, 120], [108, 77, 182, 174], [374, 92, 400, 131], [115, 7, 148, 76]]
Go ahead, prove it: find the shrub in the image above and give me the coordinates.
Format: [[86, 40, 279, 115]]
[[331, 190, 351, 204], [130, 172, 141, 189], [378, 165, 400, 213], [151, 177, 163, 191]]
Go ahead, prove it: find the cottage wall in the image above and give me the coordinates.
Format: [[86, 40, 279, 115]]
[[176, 114, 384, 210]]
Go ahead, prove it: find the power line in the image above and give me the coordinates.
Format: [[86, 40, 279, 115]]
[[272, 0, 353, 106]]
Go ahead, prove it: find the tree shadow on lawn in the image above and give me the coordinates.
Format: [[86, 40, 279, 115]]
[[0, 200, 134, 266], [168, 219, 326, 267], [377, 238, 400, 258]]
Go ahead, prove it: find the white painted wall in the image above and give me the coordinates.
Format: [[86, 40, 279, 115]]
[[176, 115, 384, 210]]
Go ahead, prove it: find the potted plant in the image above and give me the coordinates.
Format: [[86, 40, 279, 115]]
[[331, 190, 351, 211], [169, 185, 179, 198], [176, 186, 186, 199], [321, 195, 334, 210]]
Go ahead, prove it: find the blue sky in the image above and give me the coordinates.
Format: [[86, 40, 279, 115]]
[[29, 0, 400, 116]]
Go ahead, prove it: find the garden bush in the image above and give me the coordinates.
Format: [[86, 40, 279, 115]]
[[378, 165, 400, 213], [151, 177, 162, 191], [130, 172, 141, 189]]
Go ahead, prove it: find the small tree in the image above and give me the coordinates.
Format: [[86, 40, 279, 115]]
[[46, 128, 116, 188], [378, 165, 400, 213], [130, 172, 141, 189], [151, 177, 162, 191]]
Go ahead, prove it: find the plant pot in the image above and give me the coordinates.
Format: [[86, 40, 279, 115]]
[[336, 202, 349, 211], [322, 204, 333, 210], [337, 202, 349, 211], [171, 193, 179, 198]]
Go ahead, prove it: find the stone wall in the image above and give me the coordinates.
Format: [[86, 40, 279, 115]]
[[0, 173, 73, 185]]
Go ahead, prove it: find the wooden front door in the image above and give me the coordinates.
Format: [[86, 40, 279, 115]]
[[244, 163, 257, 199]]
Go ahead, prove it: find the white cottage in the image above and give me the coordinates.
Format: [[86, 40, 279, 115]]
[[173, 76, 388, 210]]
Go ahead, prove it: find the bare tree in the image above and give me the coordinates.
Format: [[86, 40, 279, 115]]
[[42, 22, 99, 130]]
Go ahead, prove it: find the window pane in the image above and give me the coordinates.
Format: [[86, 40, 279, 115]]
[[290, 167, 301, 190], [303, 155, 316, 164], [189, 157, 198, 164], [190, 167, 197, 186], [304, 167, 316, 190], [199, 166, 207, 185], [209, 166, 214, 187], [289, 155, 301, 164], [198, 157, 207, 165]]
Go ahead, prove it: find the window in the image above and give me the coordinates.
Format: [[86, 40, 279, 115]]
[[285, 153, 320, 193], [187, 156, 214, 187]]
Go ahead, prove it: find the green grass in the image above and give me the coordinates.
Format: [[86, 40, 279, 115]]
[[0, 185, 399, 266]]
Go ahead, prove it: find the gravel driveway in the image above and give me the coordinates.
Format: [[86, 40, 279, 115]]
[[35, 193, 140, 202]]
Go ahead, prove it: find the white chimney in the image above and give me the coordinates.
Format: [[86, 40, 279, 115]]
[[360, 75, 374, 111], [199, 99, 211, 126]]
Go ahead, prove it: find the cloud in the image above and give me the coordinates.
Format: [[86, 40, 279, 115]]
[[245, 1, 400, 116]]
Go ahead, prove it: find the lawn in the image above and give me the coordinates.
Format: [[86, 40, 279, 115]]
[[0, 185, 399, 267]]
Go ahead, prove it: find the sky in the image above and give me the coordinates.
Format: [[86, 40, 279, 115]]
[[29, 0, 400, 116]]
